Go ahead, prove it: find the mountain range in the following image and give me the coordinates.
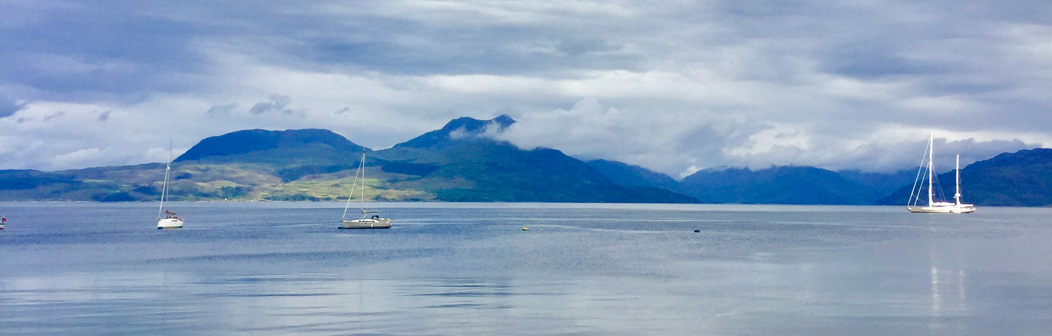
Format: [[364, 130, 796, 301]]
[[1, 116, 1049, 206]]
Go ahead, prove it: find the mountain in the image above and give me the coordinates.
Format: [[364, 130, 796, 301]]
[[585, 159, 681, 191], [880, 148, 1052, 206], [0, 116, 696, 203], [392, 115, 515, 150], [378, 116, 696, 203], [4, 118, 1050, 205], [837, 169, 917, 198], [680, 166, 880, 204], [176, 128, 367, 164], [171, 128, 371, 183], [0, 169, 84, 201]]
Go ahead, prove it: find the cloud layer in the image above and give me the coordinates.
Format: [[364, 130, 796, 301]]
[[1, 1, 1049, 175]]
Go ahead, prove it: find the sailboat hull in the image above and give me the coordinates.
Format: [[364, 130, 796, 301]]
[[906, 205, 976, 214], [340, 218, 391, 229], [157, 218, 184, 229]]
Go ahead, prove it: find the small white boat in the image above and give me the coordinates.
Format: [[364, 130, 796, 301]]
[[907, 134, 976, 214], [157, 141, 185, 229], [341, 212, 392, 229], [339, 151, 391, 229], [158, 210, 184, 229]]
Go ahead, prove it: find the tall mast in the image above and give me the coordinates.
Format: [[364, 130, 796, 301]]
[[360, 151, 366, 211], [927, 134, 934, 206], [955, 154, 962, 205], [341, 150, 365, 221], [157, 140, 172, 220]]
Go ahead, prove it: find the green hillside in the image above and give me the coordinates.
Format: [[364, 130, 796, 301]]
[[0, 116, 695, 203]]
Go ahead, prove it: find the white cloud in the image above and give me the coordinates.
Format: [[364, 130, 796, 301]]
[[51, 147, 104, 169], [0, 0, 1049, 176], [498, 97, 1039, 176]]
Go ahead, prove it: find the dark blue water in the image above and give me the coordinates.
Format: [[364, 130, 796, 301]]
[[1, 202, 1050, 335]]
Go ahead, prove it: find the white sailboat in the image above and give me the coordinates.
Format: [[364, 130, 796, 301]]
[[157, 141, 184, 229], [907, 134, 976, 214], [339, 151, 391, 229]]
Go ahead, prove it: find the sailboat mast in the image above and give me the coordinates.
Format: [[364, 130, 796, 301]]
[[927, 134, 934, 206], [955, 154, 962, 205], [360, 151, 366, 212], [340, 151, 364, 221], [157, 140, 172, 220]]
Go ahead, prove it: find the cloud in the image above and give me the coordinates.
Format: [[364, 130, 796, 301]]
[[0, 1, 1050, 174], [43, 111, 66, 122], [249, 95, 292, 115], [500, 98, 1042, 176], [499, 97, 750, 176], [52, 147, 104, 169], [206, 103, 238, 117], [0, 96, 28, 118], [0, 2, 209, 103]]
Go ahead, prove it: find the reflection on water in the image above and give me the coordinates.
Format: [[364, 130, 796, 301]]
[[1, 202, 1051, 335], [928, 236, 968, 333]]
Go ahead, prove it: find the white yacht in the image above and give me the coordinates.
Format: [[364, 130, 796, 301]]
[[157, 141, 185, 229], [906, 134, 976, 214], [339, 151, 391, 229]]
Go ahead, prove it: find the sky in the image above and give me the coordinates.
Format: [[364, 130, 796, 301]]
[[1, 0, 1050, 177]]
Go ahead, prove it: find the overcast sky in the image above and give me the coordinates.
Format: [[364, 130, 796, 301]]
[[1, 0, 1049, 177]]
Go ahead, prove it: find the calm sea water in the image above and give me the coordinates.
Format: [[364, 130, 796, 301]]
[[0, 202, 1050, 335]]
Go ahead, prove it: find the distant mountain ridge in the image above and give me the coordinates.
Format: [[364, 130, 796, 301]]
[[585, 159, 918, 205], [677, 166, 882, 205], [1, 117, 1049, 206], [880, 148, 1052, 206], [837, 169, 918, 198], [585, 159, 681, 191]]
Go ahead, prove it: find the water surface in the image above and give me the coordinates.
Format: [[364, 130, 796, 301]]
[[1, 202, 1050, 335]]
